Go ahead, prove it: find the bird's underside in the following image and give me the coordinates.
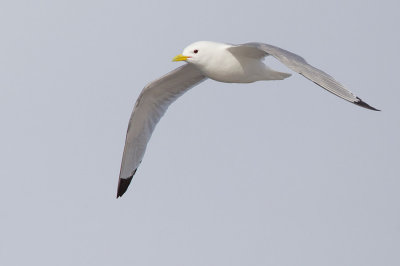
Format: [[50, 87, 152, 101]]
[[116, 41, 379, 198]]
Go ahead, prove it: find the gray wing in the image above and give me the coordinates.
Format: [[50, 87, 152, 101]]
[[236, 42, 379, 111], [117, 64, 206, 197]]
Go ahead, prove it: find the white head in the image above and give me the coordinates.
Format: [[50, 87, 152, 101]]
[[172, 41, 226, 67]]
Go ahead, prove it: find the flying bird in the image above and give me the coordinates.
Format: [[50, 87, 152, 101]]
[[117, 41, 379, 198]]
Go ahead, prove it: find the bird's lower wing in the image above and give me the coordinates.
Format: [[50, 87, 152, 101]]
[[234, 42, 379, 111], [117, 64, 206, 197]]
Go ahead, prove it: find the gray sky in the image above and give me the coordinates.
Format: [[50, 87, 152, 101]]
[[1, 0, 399, 265]]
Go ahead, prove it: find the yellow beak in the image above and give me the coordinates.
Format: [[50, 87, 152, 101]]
[[172, 54, 190, 62]]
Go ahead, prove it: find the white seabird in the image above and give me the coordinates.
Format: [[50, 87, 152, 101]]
[[117, 41, 379, 198]]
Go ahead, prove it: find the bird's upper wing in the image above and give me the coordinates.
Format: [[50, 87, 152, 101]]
[[117, 64, 207, 197], [229, 42, 379, 111]]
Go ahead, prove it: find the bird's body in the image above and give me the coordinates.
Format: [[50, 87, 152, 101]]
[[186, 41, 291, 83], [116, 41, 379, 198]]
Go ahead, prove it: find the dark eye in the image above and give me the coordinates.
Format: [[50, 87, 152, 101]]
[[193, 49, 198, 54]]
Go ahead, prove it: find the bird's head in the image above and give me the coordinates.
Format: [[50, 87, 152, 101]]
[[172, 41, 223, 67]]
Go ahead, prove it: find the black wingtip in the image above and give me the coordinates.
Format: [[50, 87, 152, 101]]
[[354, 97, 380, 111], [116, 170, 136, 198], [116, 176, 133, 198]]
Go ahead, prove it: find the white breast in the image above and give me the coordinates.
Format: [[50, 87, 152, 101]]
[[195, 45, 269, 83]]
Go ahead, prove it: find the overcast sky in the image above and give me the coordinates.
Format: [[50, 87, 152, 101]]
[[0, 0, 399, 265]]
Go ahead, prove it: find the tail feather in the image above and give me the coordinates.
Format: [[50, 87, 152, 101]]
[[264, 69, 292, 80]]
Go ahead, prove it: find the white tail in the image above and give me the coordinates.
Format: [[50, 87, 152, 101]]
[[263, 68, 292, 80]]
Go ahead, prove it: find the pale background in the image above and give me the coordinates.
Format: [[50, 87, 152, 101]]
[[0, 1, 399, 265]]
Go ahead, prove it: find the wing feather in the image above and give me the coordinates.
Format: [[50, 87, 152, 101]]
[[236, 42, 379, 111], [117, 64, 206, 197]]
